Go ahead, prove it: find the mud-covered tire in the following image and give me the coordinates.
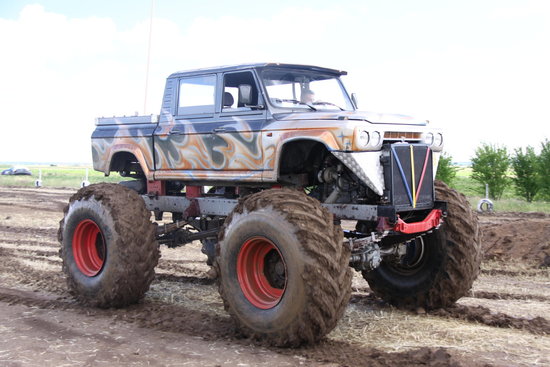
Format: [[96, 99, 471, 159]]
[[215, 189, 352, 346], [363, 180, 481, 309], [58, 183, 159, 308]]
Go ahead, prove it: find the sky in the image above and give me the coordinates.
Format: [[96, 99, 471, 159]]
[[0, 0, 549, 164]]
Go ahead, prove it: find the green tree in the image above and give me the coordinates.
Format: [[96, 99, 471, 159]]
[[435, 152, 458, 185], [471, 143, 510, 200], [511, 146, 539, 202], [538, 139, 550, 200]]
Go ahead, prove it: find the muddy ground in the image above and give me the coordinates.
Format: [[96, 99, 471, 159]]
[[0, 186, 548, 366]]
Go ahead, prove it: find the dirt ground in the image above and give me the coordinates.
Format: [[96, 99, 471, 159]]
[[0, 186, 548, 367]]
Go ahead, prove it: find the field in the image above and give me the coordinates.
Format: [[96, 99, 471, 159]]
[[0, 165, 122, 188], [450, 167, 550, 213], [0, 185, 548, 366]]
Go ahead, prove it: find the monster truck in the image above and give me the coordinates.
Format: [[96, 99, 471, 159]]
[[58, 63, 481, 346]]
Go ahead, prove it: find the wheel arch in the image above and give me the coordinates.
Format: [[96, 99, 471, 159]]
[[276, 138, 331, 184], [108, 149, 151, 178]]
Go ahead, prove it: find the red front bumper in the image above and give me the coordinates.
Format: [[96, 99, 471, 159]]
[[393, 209, 443, 234]]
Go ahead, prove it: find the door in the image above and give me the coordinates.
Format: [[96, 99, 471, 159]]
[[154, 71, 266, 175]]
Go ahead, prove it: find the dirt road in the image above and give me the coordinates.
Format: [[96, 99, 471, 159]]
[[0, 187, 548, 366]]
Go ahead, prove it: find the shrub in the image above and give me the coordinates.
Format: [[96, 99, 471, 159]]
[[538, 139, 550, 200], [471, 143, 510, 200], [511, 146, 539, 202], [435, 152, 458, 185]]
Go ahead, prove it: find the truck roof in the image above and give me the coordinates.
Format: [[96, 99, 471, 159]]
[[168, 63, 347, 79]]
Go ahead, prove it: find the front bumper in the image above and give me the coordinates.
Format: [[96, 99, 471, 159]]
[[328, 200, 447, 236], [323, 199, 446, 223]]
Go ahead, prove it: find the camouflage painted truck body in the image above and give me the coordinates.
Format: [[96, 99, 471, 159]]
[[92, 63, 444, 221]]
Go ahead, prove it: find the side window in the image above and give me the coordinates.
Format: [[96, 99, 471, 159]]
[[178, 75, 216, 115], [222, 71, 259, 111]]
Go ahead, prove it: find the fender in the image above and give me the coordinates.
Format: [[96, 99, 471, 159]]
[[263, 130, 342, 182], [107, 143, 155, 180]]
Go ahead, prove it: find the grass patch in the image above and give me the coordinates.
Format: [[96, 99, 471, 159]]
[[450, 167, 550, 213], [0, 165, 122, 188], [467, 196, 550, 213]]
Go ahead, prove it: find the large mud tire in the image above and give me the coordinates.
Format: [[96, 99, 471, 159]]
[[215, 189, 352, 346], [58, 183, 159, 308], [363, 180, 481, 309]]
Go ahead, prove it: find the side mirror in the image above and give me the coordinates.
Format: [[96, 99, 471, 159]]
[[351, 93, 359, 109], [238, 84, 252, 105]]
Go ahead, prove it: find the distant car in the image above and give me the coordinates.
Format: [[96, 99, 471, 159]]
[[1, 166, 32, 175]]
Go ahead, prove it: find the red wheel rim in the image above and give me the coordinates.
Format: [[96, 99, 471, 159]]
[[72, 219, 105, 276], [237, 237, 287, 309]]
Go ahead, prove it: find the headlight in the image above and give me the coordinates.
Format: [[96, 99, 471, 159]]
[[356, 130, 370, 149], [433, 133, 443, 147], [354, 129, 382, 150], [370, 131, 381, 147], [423, 132, 434, 145]]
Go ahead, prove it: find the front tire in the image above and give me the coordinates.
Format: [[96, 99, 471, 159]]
[[58, 183, 159, 308], [363, 180, 481, 309], [215, 189, 352, 346]]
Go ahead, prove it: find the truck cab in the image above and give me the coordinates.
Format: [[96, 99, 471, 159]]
[[93, 63, 443, 212]]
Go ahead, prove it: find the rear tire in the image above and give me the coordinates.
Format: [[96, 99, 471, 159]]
[[363, 180, 481, 309], [215, 189, 352, 346], [58, 183, 159, 308]]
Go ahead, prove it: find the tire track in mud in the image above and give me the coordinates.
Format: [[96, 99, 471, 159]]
[[277, 341, 474, 367], [0, 237, 59, 248], [350, 290, 550, 335], [479, 211, 550, 220], [0, 244, 212, 283], [0, 225, 58, 237], [1, 250, 214, 285], [349, 284, 550, 303], [430, 304, 550, 335], [481, 268, 549, 277], [156, 259, 210, 279], [0, 286, 73, 309], [157, 258, 206, 268], [0, 202, 66, 213], [0, 286, 481, 367], [0, 244, 206, 266], [1, 253, 60, 268], [349, 292, 385, 305], [0, 247, 67, 294], [0, 190, 69, 212], [154, 273, 215, 285], [1, 247, 60, 259], [469, 290, 550, 303], [158, 257, 206, 265], [0, 286, 235, 340], [0, 187, 73, 201]]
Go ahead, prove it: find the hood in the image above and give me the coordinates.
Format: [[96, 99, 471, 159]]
[[273, 110, 428, 125]]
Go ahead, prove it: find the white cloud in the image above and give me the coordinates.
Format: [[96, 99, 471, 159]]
[[490, 0, 550, 20], [0, 3, 548, 164], [0, 5, 144, 163]]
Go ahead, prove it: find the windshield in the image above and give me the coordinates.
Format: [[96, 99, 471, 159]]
[[261, 68, 354, 111]]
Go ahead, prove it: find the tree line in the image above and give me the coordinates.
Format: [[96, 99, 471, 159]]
[[436, 139, 550, 202]]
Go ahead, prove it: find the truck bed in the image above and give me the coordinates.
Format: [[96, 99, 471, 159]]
[[95, 114, 159, 125]]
